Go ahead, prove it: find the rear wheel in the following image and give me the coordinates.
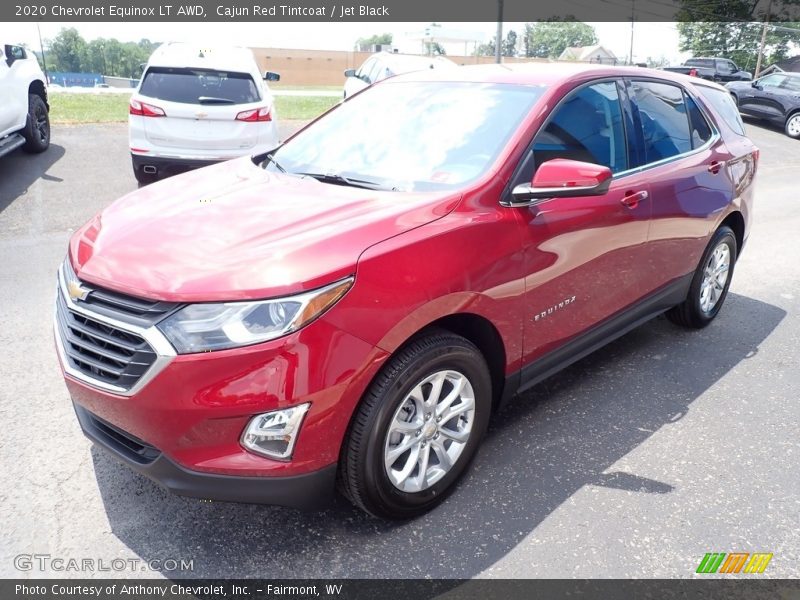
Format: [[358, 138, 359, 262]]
[[785, 113, 800, 139], [338, 331, 492, 519], [666, 225, 737, 329], [22, 94, 50, 153]]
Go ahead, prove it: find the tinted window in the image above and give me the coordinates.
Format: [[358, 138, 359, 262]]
[[631, 81, 691, 163], [696, 85, 746, 136], [759, 74, 786, 88], [140, 67, 260, 104], [686, 95, 713, 148], [533, 81, 628, 173], [781, 76, 800, 93], [267, 82, 545, 192]]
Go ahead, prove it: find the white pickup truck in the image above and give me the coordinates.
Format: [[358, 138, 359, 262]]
[[0, 43, 50, 158]]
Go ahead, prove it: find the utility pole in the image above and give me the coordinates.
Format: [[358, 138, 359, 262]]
[[755, 0, 773, 78], [36, 23, 48, 83], [629, 0, 635, 65], [495, 0, 503, 64]]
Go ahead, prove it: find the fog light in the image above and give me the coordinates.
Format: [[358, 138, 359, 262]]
[[240, 403, 310, 460]]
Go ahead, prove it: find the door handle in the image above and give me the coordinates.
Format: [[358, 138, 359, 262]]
[[708, 161, 723, 174], [621, 190, 648, 209]]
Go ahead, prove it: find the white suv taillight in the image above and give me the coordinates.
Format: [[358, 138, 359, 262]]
[[129, 99, 166, 117], [235, 106, 272, 122]]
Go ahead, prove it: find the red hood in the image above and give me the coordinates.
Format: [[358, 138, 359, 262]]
[[70, 158, 460, 302]]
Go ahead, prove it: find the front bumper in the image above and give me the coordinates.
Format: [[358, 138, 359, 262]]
[[75, 403, 336, 509]]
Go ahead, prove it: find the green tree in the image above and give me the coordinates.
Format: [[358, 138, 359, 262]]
[[476, 31, 518, 57], [48, 27, 87, 72], [677, 21, 796, 73], [355, 33, 393, 52], [523, 19, 598, 59], [503, 30, 518, 57]]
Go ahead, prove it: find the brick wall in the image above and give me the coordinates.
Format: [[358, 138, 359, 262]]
[[250, 47, 550, 87]]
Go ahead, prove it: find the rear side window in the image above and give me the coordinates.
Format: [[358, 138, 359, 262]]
[[533, 81, 628, 173], [696, 85, 746, 136], [140, 67, 260, 105], [631, 81, 691, 162], [686, 95, 713, 148]]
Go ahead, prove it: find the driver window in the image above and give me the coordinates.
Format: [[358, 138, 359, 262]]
[[357, 58, 375, 82], [532, 81, 628, 174]]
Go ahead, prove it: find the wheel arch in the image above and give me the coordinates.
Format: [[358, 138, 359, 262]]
[[28, 79, 49, 110], [720, 211, 745, 258]]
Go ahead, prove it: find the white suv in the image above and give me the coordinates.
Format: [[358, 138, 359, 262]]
[[0, 43, 50, 158], [129, 43, 280, 184]]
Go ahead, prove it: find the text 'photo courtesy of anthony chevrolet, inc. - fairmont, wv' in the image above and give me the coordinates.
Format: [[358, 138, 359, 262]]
[[1, 0, 800, 598]]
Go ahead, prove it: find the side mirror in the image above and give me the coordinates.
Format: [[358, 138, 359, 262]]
[[504, 159, 613, 207], [343, 68, 357, 78], [751, 80, 760, 89], [263, 71, 280, 82], [4, 44, 26, 67]]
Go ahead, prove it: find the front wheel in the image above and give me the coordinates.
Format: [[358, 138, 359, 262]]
[[785, 113, 800, 139], [666, 225, 737, 329], [22, 94, 50, 153], [338, 331, 492, 519]]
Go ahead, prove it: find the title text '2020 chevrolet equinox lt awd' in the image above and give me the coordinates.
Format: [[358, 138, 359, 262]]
[[55, 64, 757, 519]]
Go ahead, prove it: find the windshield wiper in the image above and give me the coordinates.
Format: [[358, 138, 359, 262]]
[[197, 96, 235, 105], [296, 172, 397, 191], [263, 152, 286, 173]]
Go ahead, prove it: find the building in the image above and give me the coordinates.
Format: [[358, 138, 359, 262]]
[[558, 45, 618, 65]]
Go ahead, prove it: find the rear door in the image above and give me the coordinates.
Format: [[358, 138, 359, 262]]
[[514, 79, 653, 366], [626, 78, 734, 288], [137, 67, 266, 151]]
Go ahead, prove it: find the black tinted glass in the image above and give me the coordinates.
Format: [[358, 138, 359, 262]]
[[533, 81, 628, 173], [140, 67, 260, 104], [632, 81, 691, 163]]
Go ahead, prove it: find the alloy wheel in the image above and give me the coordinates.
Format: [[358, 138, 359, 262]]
[[699, 242, 731, 313], [383, 370, 475, 493]]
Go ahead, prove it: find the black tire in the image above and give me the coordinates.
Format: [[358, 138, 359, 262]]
[[338, 330, 492, 519], [666, 225, 737, 329], [22, 94, 50, 153], [132, 162, 157, 185], [785, 112, 800, 139]]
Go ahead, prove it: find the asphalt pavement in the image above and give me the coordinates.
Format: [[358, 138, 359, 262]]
[[0, 119, 797, 579]]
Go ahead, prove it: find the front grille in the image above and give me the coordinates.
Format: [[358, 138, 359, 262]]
[[63, 261, 179, 328], [55, 287, 158, 392]]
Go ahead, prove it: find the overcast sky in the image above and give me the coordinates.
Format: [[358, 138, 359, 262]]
[[6, 21, 687, 64]]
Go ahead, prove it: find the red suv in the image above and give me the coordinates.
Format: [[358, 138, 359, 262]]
[[55, 64, 757, 519]]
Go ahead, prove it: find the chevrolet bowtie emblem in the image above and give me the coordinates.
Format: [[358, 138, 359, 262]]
[[68, 279, 91, 302]]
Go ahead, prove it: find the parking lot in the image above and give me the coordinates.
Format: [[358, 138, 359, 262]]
[[0, 117, 798, 579]]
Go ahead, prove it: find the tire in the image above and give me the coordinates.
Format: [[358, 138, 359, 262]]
[[785, 112, 800, 139], [338, 330, 492, 519], [21, 94, 50, 153], [730, 93, 739, 108], [666, 225, 737, 329]]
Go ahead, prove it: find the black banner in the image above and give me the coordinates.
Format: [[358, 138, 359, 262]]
[[3, 0, 800, 22], [4, 579, 800, 600]]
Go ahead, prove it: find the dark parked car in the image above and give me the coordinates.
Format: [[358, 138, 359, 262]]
[[727, 72, 800, 138], [664, 57, 752, 82], [55, 64, 758, 519]]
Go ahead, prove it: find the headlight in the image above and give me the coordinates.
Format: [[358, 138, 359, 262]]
[[158, 277, 353, 353]]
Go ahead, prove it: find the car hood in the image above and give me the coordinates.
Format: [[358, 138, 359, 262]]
[[70, 158, 460, 302]]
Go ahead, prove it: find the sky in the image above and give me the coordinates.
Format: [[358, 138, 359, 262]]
[[5, 21, 688, 64]]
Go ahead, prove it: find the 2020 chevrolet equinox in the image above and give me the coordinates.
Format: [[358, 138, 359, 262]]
[[55, 64, 757, 519]]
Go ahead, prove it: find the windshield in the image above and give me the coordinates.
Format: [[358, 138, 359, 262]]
[[140, 67, 261, 104], [263, 81, 545, 192]]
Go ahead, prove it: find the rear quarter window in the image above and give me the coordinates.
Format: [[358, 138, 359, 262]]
[[140, 67, 261, 105], [695, 85, 746, 136]]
